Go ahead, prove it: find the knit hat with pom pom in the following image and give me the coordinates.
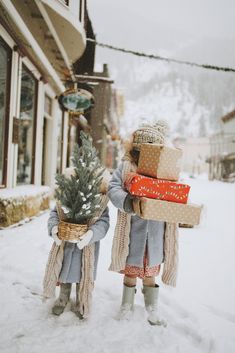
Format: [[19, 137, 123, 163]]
[[132, 120, 169, 150]]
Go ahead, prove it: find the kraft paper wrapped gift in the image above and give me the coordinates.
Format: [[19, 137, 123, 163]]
[[124, 172, 190, 204], [133, 197, 202, 225], [137, 143, 183, 181]]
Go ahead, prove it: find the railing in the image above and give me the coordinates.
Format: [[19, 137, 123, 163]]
[[59, 0, 69, 6], [57, 0, 87, 27], [210, 132, 235, 156]]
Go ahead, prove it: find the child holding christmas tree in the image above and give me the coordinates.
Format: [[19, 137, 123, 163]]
[[43, 132, 110, 319], [108, 121, 179, 326]]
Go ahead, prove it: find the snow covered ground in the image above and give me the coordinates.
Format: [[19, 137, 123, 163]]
[[0, 176, 235, 353]]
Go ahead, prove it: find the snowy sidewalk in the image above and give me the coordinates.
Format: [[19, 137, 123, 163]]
[[0, 177, 235, 353]]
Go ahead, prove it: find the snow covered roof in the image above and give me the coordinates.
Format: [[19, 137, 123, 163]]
[[0, 185, 51, 201]]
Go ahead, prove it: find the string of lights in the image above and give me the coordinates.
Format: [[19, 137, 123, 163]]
[[87, 38, 235, 74]]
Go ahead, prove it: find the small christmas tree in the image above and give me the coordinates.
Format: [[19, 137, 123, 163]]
[[55, 131, 104, 224]]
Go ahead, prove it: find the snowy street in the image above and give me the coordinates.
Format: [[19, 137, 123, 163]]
[[0, 176, 235, 353]]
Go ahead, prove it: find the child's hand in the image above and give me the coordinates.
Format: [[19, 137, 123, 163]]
[[51, 226, 62, 246], [67, 239, 79, 243], [77, 230, 93, 250], [123, 194, 135, 214]]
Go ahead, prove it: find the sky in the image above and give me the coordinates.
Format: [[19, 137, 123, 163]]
[[86, 0, 235, 137], [87, 0, 235, 41], [87, 0, 235, 66]]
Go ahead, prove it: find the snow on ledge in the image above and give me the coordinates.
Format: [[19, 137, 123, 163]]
[[0, 185, 51, 201]]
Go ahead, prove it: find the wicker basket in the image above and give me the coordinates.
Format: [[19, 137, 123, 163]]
[[57, 221, 88, 241]]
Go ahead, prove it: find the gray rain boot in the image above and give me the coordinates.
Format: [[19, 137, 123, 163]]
[[142, 284, 167, 327], [118, 284, 136, 320], [52, 283, 72, 316], [72, 283, 84, 319]]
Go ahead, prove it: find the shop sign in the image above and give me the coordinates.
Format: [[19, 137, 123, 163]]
[[58, 88, 94, 114]]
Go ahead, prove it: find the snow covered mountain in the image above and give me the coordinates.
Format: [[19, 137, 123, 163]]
[[114, 56, 235, 139], [88, 0, 235, 139], [95, 38, 235, 139]]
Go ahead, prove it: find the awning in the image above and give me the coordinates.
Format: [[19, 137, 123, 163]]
[[40, 0, 86, 64], [222, 153, 235, 161]]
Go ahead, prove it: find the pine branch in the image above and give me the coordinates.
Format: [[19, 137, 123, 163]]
[[55, 131, 104, 224]]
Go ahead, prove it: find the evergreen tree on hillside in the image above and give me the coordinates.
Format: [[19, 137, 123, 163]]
[[55, 131, 104, 224]]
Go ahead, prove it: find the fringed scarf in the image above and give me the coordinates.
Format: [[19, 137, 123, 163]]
[[109, 155, 179, 287], [43, 194, 109, 318]]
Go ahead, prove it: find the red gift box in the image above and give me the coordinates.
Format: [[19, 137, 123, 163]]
[[124, 173, 190, 204]]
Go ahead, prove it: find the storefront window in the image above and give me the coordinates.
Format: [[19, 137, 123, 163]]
[[0, 38, 11, 186], [17, 66, 37, 184], [67, 123, 78, 167]]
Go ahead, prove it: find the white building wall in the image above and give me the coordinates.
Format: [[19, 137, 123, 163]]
[[0, 24, 20, 188], [61, 112, 69, 173], [11, 57, 22, 188], [223, 119, 235, 134], [180, 137, 210, 175], [69, 0, 80, 18], [0, 23, 65, 189], [34, 81, 45, 186], [48, 100, 61, 187]]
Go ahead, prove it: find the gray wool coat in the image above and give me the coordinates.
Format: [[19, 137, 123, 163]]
[[108, 162, 165, 268], [48, 207, 109, 283]]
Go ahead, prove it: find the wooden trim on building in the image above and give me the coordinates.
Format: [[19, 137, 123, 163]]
[[66, 123, 71, 167], [20, 64, 39, 184], [79, 0, 83, 22], [0, 15, 46, 81], [31, 76, 39, 184], [222, 110, 235, 123], [75, 74, 114, 84], [60, 111, 65, 173], [0, 36, 12, 187]]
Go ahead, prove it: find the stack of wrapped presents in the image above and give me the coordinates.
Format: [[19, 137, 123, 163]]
[[124, 143, 202, 225]]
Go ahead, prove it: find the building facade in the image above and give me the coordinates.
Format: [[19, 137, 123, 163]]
[[0, 0, 88, 226], [68, 64, 124, 171], [208, 110, 235, 181], [173, 136, 210, 177]]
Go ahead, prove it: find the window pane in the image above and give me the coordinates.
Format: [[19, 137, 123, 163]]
[[0, 40, 11, 186], [61, 1, 69, 6], [67, 124, 77, 167], [56, 110, 63, 174], [44, 95, 52, 115], [17, 66, 37, 184]]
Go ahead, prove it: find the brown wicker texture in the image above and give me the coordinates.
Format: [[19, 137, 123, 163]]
[[57, 221, 88, 241]]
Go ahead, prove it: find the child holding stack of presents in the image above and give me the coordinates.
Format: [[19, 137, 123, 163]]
[[108, 120, 201, 326]]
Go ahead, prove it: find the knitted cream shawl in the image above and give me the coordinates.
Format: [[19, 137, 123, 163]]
[[43, 194, 109, 318], [109, 157, 179, 287]]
